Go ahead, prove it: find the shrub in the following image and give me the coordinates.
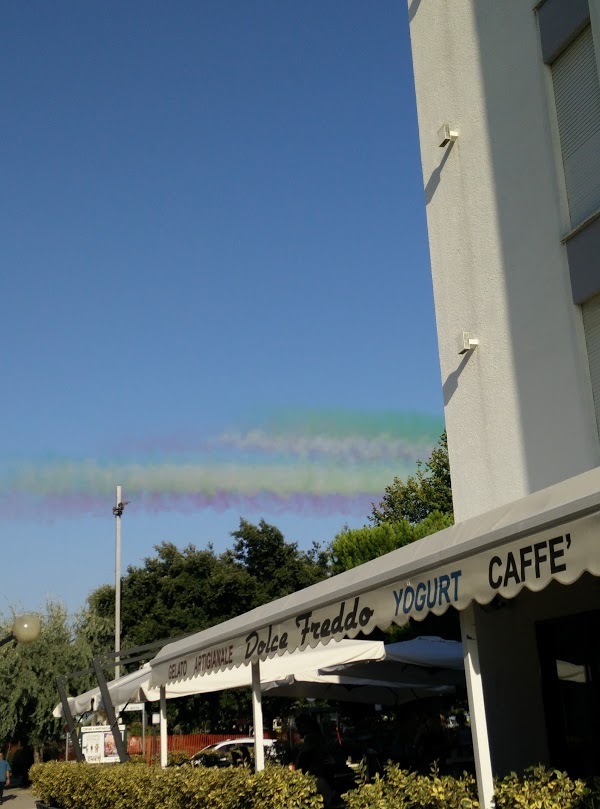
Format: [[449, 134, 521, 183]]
[[167, 751, 190, 767], [343, 762, 478, 809], [494, 765, 590, 809], [343, 762, 599, 809], [32, 759, 598, 809], [30, 760, 323, 809]]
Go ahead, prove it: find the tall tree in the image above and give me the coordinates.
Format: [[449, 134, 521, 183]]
[[329, 512, 454, 575], [229, 518, 328, 603], [78, 522, 328, 732], [370, 431, 453, 525], [0, 602, 92, 762], [328, 432, 454, 577], [78, 541, 261, 653]]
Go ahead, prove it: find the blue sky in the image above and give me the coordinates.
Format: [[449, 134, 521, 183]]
[[1, 2, 442, 616]]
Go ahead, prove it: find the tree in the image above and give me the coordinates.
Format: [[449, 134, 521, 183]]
[[79, 522, 329, 732], [229, 518, 328, 603], [329, 512, 454, 575], [78, 541, 262, 656], [328, 432, 454, 577], [330, 522, 413, 575], [369, 431, 453, 525], [0, 602, 92, 762]]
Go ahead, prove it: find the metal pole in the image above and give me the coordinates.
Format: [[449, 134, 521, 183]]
[[56, 676, 84, 762], [115, 485, 122, 681], [92, 657, 129, 763], [0, 634, 15, 649]]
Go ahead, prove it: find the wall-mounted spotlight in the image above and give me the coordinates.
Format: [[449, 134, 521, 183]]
[[438, 123, 459, 147], [459, 332, 479, 354]]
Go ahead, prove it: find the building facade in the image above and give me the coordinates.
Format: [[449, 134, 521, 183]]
[[409, 0, 600, 778]]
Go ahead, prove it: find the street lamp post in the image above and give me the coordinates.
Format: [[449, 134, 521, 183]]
[[112, 486, 129, 681], [0, 613, 41, 648]]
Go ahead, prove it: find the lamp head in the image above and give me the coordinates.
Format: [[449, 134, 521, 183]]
[[12, 613, 41, 644]]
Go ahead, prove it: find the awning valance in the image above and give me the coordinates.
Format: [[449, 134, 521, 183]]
[[150, 466, 600, 687]]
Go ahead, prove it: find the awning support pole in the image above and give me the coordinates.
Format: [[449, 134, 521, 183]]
[[251, 661, 265, 772], [142, 704, 146, 756], [159, 685, 168, 768], [56, 676, 84, 762], [460, 604, 495, 809], [92, 657, 129, 763]]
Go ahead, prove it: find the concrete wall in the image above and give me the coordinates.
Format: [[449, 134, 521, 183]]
[[475, 575, 600, 775], [407, 0, 600, 523]]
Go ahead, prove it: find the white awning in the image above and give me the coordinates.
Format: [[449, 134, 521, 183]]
[[54, 665, 154, 718], [54, 638, 386, 717], [150, 466, 600, 687]]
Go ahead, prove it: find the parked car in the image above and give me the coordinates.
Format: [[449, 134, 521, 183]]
[[190, 737, 276, 767]]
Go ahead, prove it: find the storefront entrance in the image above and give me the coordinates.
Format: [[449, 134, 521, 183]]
[[537, 608, 600, 777]]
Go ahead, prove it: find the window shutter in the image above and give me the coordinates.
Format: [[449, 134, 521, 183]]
[[583, 293, 600, 434], [552, 26, 600, 227]]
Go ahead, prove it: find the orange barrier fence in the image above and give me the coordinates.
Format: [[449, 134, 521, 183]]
[[128, 732, 276, 761]]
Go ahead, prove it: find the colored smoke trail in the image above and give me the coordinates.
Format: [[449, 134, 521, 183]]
[[0, 409, 444, 520], [0, 491, 376, 521], [121, 409, 442, 462]]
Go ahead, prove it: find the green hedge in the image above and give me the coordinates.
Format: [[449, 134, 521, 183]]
[[343, 763, 597, 809], [30, 761, 323, 809], [343, 764, 479, 809], [30, 760, 600, 809], [495, 765, 593, 809]]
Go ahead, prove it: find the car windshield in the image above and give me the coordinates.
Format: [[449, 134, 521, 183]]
[[198, 743, 221, 754]]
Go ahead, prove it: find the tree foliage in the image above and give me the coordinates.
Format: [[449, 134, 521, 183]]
[[370, 431, 453, 525], [329, 431, 454, 577], [79, 521, 328, 654], [329, 511, 454, 575], [229, 518, 328, 603], [0, 602, 92, 762], [78, 519, 329, 732]]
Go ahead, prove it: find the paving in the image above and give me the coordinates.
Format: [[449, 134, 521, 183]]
[[1, 787, 38, 808]]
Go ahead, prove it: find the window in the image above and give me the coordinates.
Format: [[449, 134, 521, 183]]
[[552, 25, 600, 227]]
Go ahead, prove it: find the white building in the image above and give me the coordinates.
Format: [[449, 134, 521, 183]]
[[60, 6, 600, 806], [409, 0, 600, 784]]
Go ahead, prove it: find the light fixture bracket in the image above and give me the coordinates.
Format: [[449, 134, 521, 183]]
[[459, 332, 479, 354], [438, 123, 459, 147]]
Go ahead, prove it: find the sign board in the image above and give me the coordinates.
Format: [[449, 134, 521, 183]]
[[151, 513, 600, 688], [80, 725, 126, 764]]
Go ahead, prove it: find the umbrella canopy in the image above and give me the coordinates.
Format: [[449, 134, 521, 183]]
[[320, 636, 465, 687], [54, 638, 387, 717], [261, 670, 455, 705], [54, 635, 465, 718], [385, 636, 464, 669]]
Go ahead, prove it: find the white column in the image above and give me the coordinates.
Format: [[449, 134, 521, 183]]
[[159, 685, 168, 768], [251, 662, 265, 772], [460, 603, 495, 809], [142, 706, 146, 756]]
